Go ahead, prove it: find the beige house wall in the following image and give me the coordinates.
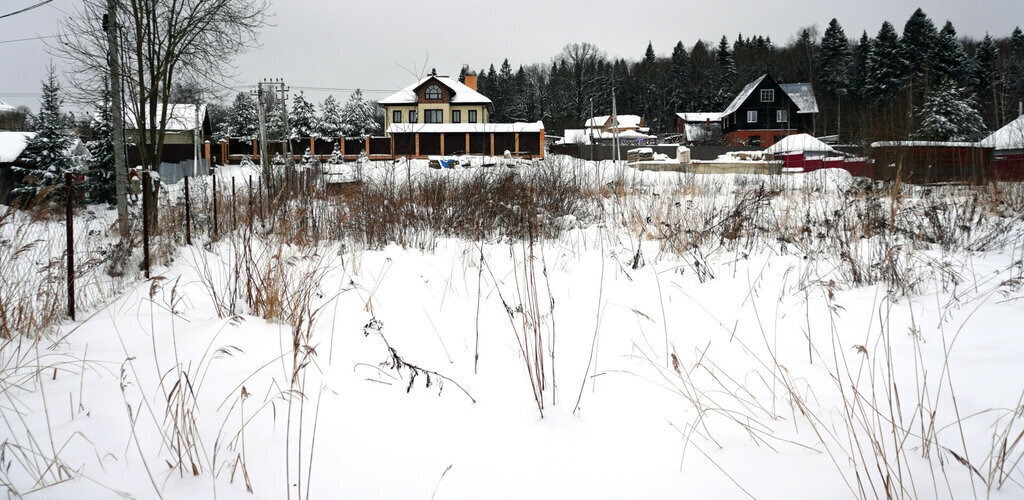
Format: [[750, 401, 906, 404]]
[[383, 103, 490, 136]]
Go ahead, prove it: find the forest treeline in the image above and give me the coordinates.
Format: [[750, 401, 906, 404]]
[[462, 8, 1024, 142]]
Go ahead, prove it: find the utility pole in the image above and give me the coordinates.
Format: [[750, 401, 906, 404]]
[[255, 82, 270, 181], [105, 0, 129, 238], [611, 90, 620, 163], [277, 79, 294, 168]]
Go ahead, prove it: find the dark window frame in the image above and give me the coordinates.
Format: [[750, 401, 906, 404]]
[[392, 110, 402, 124], [452, 109, 461, 123], [424, 109, 443, 124], [468, 110, 478, 123], [409, 110, 417, 123], [425, 84, 443, 100]]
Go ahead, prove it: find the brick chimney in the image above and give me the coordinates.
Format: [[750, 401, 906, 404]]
[[464, 71, 478, 91]]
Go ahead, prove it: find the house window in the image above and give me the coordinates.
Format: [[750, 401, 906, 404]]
[[425, 85, 443, 100], [452, 110, 461, 123], [760, 89, 774, 102], [777, 110, 788, 123], [392, 110, 402, 124], [748, 135, 761, 146], [468, 110, 477, 123], [409, 110, 417, 123], [746, 110, 757, 123], [424, 109, 443, 123]]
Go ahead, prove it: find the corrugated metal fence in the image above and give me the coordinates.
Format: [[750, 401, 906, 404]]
[[159, 159, 209, 184]]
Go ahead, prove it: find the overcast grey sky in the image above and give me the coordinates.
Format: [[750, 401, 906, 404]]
[[1, 0, 1023, 111]]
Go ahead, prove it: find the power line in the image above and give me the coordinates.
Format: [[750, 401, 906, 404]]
[[0, 28, 100, 45], [0, 0, 54, 20]]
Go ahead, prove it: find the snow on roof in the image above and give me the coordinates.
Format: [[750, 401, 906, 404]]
[[124, 103, 208, 131], [979, 115, 1024, 150], [596, 129, 654, 139], [558, 129, 591, 145], [386, 121, 544, 134], [778, 83, 819, 114], [870, 141, 990, 148], [676, 112, 722, 122], [722, 75, 767, 117], [722, 75, 819, 116], [764, 134, 834, 155], [378, 76, 492, 105], [0, 100, 16, 113], [584, 114, 643, 129], [0, 131, 36, 163]]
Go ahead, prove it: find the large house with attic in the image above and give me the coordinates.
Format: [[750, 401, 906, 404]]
[[380, 72, 491, 130], [676, 74, 818, 147], [378, 71, 544, 158], [718, 74, 818, 147]]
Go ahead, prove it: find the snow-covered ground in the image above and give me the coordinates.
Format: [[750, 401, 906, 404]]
[[2, 158, 1023, 499]]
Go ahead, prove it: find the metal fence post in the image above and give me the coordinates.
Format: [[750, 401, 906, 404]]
[[142, 170, 151, 279], [212, 173, 218, 238], [184, 175, 192, 245], [65, 173, 75, 320], [231, 177, 236, 230]]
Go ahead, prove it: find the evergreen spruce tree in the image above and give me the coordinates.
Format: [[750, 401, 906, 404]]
[[318, 95, 344, 138], [716, 36, 737, 96], [900, 8, 938, 87], [85, 87, 117, 205], [458, 65, 469, 84], [865, 21, 905, 103], [644, 42, 656, 64], [932, 21, 968, 85], [970, 34, 999, 127], [913, 79, 987, 141], [1008, 27, 1024, 117], [225, 92, 258, 140], [289, 91, 318, 138], [13, 66, 74, 201], [818, 19, 850, 101], [340, 89, 379, 137], [849, 31, 872, 101], [668, 41, 689, 112], [688, 40, 717, 111]]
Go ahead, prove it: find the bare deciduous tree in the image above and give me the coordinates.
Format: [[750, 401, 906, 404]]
[[53, 0, 269, 222]]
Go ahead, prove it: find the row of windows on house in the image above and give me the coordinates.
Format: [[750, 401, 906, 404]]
[[392, 109, 478, 124], [724, 109, 789, 128]]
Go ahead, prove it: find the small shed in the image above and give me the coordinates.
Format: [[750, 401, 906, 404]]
[[979, 115, 1024, 181]]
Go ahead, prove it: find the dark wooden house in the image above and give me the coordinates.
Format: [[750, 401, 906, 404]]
[[719, 74, 818, 147]]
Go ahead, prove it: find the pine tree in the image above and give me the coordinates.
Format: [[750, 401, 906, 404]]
[[85, 87, 117, 205], [224, 92, 258, 140], [932, 21, 968, 84], [913, 78, 987, 141], [716, 36, 737, 96], [668, 41, 689, 111], [818, 19, 850, 101], [794, 28, 817, 81], [13, 66, 74, 200], [289, 91, 318, 138], [865, 21, 905, 103], [340, 89, 379, 137], [318, 95, 344, 138], [900, 8, 938, 86]]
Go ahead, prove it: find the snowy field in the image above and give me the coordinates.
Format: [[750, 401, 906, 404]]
[[2, 157, 1024, 499]]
